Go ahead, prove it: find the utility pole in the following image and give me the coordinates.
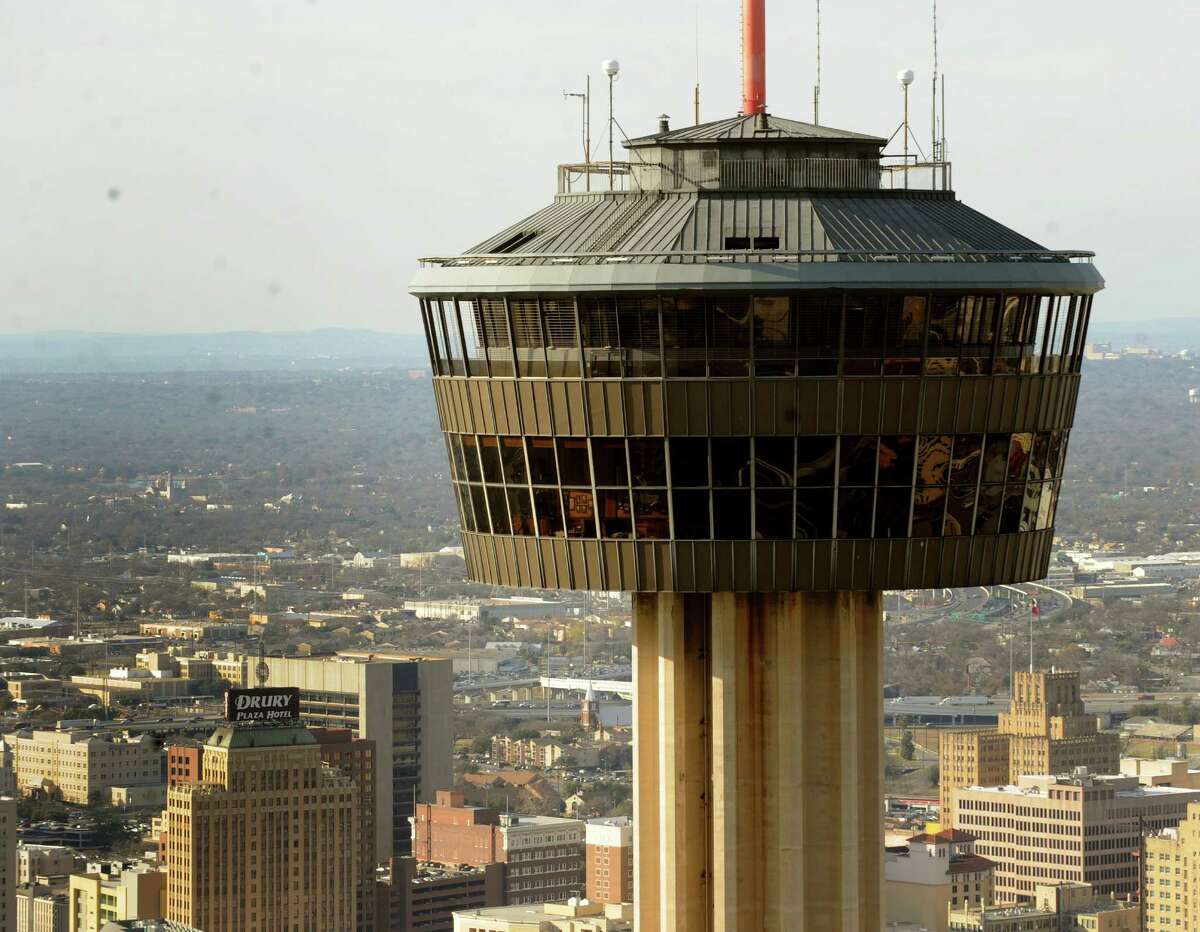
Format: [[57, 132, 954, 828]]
[[603, 60, 620, 190]]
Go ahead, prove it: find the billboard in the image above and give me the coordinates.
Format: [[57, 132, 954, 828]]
[[225, 687, 300, 724]]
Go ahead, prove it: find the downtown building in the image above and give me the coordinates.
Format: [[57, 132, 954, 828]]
[[165, 723, 358, 932], [584, 817, 633, 906], [950, 770, 1200, 901], [7, 730, 164, 805], [947, 881, 1138, 932], [263, 653, 452, 860], [885, 827, 996, 932], [940, 670, 1119, 823], [1144, 800, 1200, 932], [412, 790, 585, 906]]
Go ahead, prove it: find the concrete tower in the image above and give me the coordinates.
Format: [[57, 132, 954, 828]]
[[409, 6, 1103, 927]]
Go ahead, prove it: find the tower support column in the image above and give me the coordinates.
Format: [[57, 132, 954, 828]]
[[633, 591, 883, 932]]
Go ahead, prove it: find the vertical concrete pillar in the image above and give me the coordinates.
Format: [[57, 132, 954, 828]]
[[633, 591, 883, 932]]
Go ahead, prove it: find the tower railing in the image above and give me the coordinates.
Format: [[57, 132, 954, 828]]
[[557, 156, 952, 193], [419, 248, 1094, 268]]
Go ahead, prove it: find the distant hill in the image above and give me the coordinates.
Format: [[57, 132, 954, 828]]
[[0, 329, 430, 373]]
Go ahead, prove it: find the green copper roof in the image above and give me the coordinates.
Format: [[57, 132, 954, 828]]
[[206, 724, 316, 749]]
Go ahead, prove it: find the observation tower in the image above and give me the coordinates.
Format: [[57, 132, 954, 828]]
[[409, 4, 1103, 928]]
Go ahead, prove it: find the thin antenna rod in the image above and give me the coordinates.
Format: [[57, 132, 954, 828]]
[[694, 5, 701, 124], [813, 0, 821, 124], [932, 0, 938, 160]]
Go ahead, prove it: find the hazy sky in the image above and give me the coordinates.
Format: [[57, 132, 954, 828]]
[[1, 1, 1196, 334]]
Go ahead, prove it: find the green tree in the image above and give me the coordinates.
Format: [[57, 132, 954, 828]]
[[900, 731, 916, 761]]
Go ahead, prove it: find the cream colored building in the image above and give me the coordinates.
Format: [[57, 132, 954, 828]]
[[941, 671, 1120, 823], [2, 797, 16, 932], [68, 669, 189, 704], [16, 882, 68, 932], [10, 731, 163, 805], [1119, 756, 1200, 788], [207, 653, 249, 686], [165, 724, 358, 932], [1145, 800, 1200, 932], [951, 771, 1200, 901], [68, 865, 165, 932], [452, 900, 632, 932], [885, 827, 996, 932], [18, 845, 79, 884], [948, 881, 1139, 931]]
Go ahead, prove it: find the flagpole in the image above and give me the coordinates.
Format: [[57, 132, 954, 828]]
[[1029, 600, 1038, 674]]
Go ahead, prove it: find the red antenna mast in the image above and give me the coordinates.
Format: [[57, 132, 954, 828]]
[[742, 0, 767, 114]]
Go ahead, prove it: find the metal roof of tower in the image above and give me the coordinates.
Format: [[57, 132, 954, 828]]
[[625, 112, 888, 146]]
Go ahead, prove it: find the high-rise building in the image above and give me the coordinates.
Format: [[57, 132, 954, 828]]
[[2, 796, 16, 932], [941, 671, 1119, 822], [263, 654, 452, 858], [18, 846, 80, 885], [951, 771, 1200, 900], [1144, 800, 1200, 932], [412, 790, 585, 905], [68, 864, 166, 931], [165, 724, 359, 932], [584, 817, 632, 906], [310, 728, 377, 932], [885, 827, 995, 932], [411, 0, 1102, 924]]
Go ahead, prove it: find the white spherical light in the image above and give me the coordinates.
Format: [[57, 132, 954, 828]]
[[602, 59, 620, 77], [897, 68, 915, 86]]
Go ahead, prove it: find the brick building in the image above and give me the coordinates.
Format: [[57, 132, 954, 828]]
[[585, 817, 632, 905]]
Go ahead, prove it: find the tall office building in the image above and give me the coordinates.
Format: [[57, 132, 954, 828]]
[[311, 728, 378, 932], [941, 670, 1120, 822], [411, 0, 1103, 923], [263, 653, 453, 858], [165, 724, 359, 932], [1145, 801, 1200, 932], [68, 865, 165, 931], [951, 771, 1200, 901]]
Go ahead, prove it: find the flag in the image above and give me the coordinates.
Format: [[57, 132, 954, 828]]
[[1031, 602, 1040, 618]]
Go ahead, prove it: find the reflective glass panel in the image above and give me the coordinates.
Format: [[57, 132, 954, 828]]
[[619, 297, 661, 377], [843, 295, 885, 375], [672, 490, 711, 538], [874, 487, 911, 537], [911, 487, 946, 537], [795, 296, 840, 376], [707, 297, 751, 376], [633, 491, 670, 539], [795, 437, 837, 486], [916, 435, 952, 486], [1000, 484, 1024, 533], [883, 295, 926, 375], [712, 438, 752, 487], [507, 487, 535, 535], [877, 436, 915, 486], [755, 489, 793, 539], [461, 436, 483, 482], [975, 484, 1004, 534], [837, 487, 874, 538], [839, 436, 878, 486], [543, 299, 581, 378], [564, 489, 596, 537], [755, 438, 794, 488], [510, 299, 547, 377], [753, 297, 796, 376], [795, 489, 834, 539], [944, 485, 976, 536], [500, 437, 528, 484], [479, 436, 503, 484], [580, 297, 621, 377], [456, 484, 477, 533], [661, 297, 707, 376], [669, 438, 709, 486], [474, 298, 513, 377], [527, 438, 558, 485], [981, 434, 1011, 485], [533, 488, 565, 537], [591, 438, 628, 486], [926, 295, 961, 375], [1020, 482, 1042, 532], [448, 434, 467, 480], [629, 438, 667, 486], [556, 439, 592, 486], [1007, 433, 1033, 482], [469, 485, 488, 533], [713, 490, 751, 537], [950, 435, 983, 485], [598, 490, 633, 538], [486, 485, 511, 535]]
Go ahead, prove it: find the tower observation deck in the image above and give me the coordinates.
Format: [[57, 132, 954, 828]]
[[410, 16, 1102, 930]]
